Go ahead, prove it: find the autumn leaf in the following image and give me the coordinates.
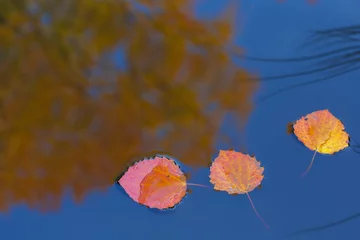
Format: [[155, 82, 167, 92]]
[[138, 163, 187, 210], [117, 155, 207, 210], [291, 109, 349, 176], [209, 150, 269, 228], [118, 156, 186, 210]]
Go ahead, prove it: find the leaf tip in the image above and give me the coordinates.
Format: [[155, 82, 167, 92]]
[[286, 122, 294, 134], [184, 172, 191, 180]]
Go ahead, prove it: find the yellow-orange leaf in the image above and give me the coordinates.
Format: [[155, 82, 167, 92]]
[[293, 109, 349, 154], [292, 109, 350, 176]]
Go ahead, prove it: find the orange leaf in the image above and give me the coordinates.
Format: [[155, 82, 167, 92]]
[[209, 150, 264, 194], [209, 150, 268, 228], [138, 163, 187, 209]]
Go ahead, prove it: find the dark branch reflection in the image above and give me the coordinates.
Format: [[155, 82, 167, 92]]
[[286, 212, 360, 238], [237, 24, 360, 102]]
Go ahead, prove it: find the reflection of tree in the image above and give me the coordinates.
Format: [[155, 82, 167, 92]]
[[238, 24, 360, 102], [0, 1, 258, 210]]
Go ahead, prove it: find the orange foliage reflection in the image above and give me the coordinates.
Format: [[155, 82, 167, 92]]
[[0, 0, 258, 211]]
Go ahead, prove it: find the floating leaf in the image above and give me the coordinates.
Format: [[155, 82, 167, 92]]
[[117, 156, 185, 209], [209, 150, 269, 228], [118, 155, 207, 210], [138, 163, 187, 209], [291, 109, 349, 176]]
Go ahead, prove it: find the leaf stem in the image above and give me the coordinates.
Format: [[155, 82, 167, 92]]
[[246, 192, 270, 229], [301, 150, 317, 177], [187, 183, 211, 188]]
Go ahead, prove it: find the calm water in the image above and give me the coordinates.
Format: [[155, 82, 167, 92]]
[[1, 1, 360, 239]]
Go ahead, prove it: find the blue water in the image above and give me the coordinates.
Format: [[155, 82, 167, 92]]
[[1, 0, 360, 239]]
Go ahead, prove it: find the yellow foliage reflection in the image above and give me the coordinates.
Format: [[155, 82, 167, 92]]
[[0, 0, 258, 210]]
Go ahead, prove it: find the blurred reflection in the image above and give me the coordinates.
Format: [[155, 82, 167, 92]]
[[0, 1, 258, 210]]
